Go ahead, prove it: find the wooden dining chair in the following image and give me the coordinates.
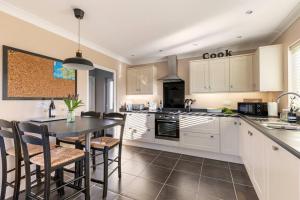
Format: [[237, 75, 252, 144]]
[[0, 119, 49, 200], [84, 112, 126, 197], [16, 122, 89, 200]]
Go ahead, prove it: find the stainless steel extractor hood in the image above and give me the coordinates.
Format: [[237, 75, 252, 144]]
[[158, 55, 183, 82]]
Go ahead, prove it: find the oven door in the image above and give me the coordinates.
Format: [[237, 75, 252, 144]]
[[155, 119, 179, 141]]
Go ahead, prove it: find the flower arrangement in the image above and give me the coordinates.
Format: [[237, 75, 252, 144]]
[[64, 94, 84, 122]]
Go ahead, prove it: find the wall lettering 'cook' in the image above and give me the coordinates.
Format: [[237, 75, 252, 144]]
[[202, 50, 232, 59]]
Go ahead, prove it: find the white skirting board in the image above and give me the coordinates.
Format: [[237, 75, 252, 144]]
[[123, 140, 242, 164]]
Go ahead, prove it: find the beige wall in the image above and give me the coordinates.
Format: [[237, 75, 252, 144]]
[[127, 57, 276, 109], [274, 17, 300, 108], [0, 11, 128, 121]]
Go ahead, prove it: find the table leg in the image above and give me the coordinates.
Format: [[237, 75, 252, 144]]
[[84, 133, 91, 200]]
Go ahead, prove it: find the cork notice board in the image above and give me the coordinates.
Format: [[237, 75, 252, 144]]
[[2, 46, 77, 100]]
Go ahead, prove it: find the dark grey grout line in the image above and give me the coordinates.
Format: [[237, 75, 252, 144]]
[[154, 154, 182, 200], [229, 162, 239, 200]]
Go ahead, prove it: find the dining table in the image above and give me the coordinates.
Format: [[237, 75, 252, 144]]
[[33, 116, 124, 199]]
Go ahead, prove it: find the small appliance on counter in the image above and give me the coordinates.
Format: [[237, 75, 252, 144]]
[[267, 102, 278, 117], [148, 101, 157, 111], [132, 104, 145, 111], [237, 102, 268, 116]]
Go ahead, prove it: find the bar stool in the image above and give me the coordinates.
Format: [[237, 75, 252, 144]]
[[84, 113, 126, 197], [0, 119, 50, 200], [16, 122, 89, 200]]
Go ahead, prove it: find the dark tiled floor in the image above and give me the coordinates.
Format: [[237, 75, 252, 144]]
[[11, 145, 258, 200]]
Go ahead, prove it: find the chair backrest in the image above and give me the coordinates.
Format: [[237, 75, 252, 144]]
[[16, 122, 51, 170], [81, 111, 101, 118], [102, 113, 126, 142], [0, 119, 21, 159]]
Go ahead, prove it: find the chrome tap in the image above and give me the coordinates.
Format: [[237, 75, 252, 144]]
[[276, 92, 300, 103]]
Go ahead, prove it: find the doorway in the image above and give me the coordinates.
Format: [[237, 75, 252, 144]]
[[89, 68, 114, 113]]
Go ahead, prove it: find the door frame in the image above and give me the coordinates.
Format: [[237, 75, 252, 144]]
[[86, 64, 117, 112]]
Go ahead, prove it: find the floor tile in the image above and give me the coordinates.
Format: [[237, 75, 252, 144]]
[[229, 162, 247, 172], [160, 151, 181, 159], [174, 159, 202, 175], [166, 170, 200, 193], [180, 154, 204, 163], [152, 155, 178, 169], [203, 158, 229, 168], [75, 185, 118, 200], [235, 184, 259, 200], [107, 172, 137, 194], [231, 169, 252, 186], [114, 195, 135, 200], [157, 184, 198, 200], [130, 152, 158, 164], [201, 165, 232, 182], [122, 160, 148, 176], [140, 147, 161, 155], [140, 164, 172, 183], [198, 176, 236, 200], [121, 176, 163, 200]]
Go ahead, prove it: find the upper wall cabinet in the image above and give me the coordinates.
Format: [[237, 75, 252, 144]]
[[127, 66, 154, 95], [229, 54, 253, 92], [190, 58, 230, 93], [253, 44, 283, 92]]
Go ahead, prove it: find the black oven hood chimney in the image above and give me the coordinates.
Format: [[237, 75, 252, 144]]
[[158, 55, 183, 82]]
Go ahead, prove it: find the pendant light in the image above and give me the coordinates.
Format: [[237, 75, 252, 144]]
[[63, 8, 94, 70]]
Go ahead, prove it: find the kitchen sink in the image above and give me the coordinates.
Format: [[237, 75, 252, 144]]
[[260, 121, 300, 130]]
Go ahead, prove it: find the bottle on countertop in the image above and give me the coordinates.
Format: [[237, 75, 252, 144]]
[[159, 100, 163, 111], [49, 99, 56, 118]]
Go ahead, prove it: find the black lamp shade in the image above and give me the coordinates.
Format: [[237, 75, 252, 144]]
[[63, 52, 94, 70]]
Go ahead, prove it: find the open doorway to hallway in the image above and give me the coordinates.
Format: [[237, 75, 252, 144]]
[[89, 68, 114, 114]]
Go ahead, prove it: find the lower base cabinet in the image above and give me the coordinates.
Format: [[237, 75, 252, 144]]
[[240, 119, 300, 200]]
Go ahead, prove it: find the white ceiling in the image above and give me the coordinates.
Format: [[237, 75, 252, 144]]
[[1, 0, 300, 64]]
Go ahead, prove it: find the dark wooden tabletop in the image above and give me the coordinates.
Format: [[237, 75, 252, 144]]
[[37, 116, 123, 138]]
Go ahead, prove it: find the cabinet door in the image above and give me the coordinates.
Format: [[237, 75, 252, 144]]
[[240, 120, 253, 175], [229, 55, 253, 91], [266, 138, 300, 200], [220, 117, 239, 155], [180, 132, 220, 152], [251, 127, 266, 200], [209, 58, 230, 92], [190, 61, 209, 93], [127, 68, 139, 94], [180, 116, 219, 134], [139, 67, 153, 94], [253, 51, 260, 91]]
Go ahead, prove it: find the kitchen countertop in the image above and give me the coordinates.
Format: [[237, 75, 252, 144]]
[[241, 115, 300, 159]]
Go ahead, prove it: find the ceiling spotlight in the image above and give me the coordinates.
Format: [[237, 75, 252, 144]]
[[245, 10, 253, 15], [193, 44, 198, 46], [237, 35, 243, 39], [159, 49, 164, 52], [131, 54, 135, 57]]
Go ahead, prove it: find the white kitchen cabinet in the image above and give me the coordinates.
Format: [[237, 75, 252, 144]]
[[127, 66, 154, 95], [124, 113, 155, 143], [220, 117, 239, 156], [179, 115, 219, 134], [209, 58, 230, 92], [265, 138, 300, 200], [229, 54, 253, 92], [180, 115, 220, 152], [180, 132, 220, 152], [239, 120, 253, 175], [190, 60, 209, 93], [253, 44, 283, 91], [251, 126, 266, 200]]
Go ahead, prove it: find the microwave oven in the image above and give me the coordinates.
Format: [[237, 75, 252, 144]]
[[237, 102, 268, 116]]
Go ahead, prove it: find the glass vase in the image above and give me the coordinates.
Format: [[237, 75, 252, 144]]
[[67, 110, 76, 123]]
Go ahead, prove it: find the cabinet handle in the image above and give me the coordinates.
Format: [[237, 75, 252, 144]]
[[234, 122, 237, 125], [239, 122, 241, 126], [230, 85, 233, 88], [272, 146, 279, 151], [210, 135, 214, 138], [248, 131, 253, 136], [209, 86, 211, 89], [204, 86, 207, 89], [147, 114, 151, 117], [147, 129, 151, 131]]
